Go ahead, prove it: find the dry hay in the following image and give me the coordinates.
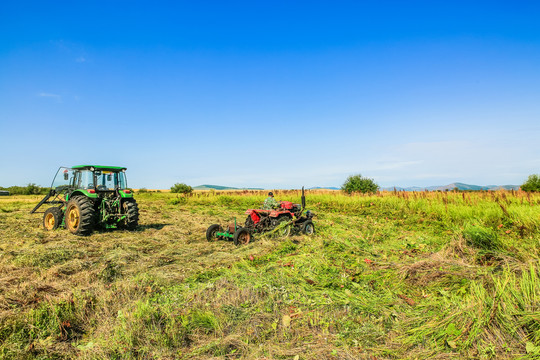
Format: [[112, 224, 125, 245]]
[[399, 251, 479, 287]]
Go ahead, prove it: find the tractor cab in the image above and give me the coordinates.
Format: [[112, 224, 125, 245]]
[[51, 165, 129, 193]]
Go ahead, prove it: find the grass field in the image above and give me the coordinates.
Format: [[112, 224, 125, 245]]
[[1, 190, 539, 359]]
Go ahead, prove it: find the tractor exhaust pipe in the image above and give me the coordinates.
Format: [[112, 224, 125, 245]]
[[301, 186, 306, 210]]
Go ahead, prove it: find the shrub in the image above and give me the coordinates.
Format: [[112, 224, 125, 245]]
[[521, 174, 540, 192], [169, 197, 187, 205], [25, 183, 42, 195], [342, 174, 378, 194], [137, 188, 148, 193], [170, 183, 193, 195]]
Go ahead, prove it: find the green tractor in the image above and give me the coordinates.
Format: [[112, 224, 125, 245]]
[[30, 165, 139, 235]]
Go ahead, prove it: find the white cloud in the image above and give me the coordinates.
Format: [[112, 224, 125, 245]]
[[50, 40, 89, 63], [37, 92, 62, 102]]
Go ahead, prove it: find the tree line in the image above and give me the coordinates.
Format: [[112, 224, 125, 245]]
[[0, 184, 49, 195]]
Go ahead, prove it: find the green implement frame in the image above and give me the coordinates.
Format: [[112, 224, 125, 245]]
[[216, 218, 237, 239]]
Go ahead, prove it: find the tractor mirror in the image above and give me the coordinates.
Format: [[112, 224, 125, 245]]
[[63, 172, 69, 180]]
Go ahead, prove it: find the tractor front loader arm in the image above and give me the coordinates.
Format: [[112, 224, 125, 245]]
[[30, 190, 54, 214], [30, 189, 66, 214]]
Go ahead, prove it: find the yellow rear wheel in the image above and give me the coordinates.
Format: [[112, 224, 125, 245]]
[[66, 205, 80, 232], [65, 196, 95, 235]]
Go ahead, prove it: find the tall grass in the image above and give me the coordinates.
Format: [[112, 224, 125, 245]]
[[404, 264, 540, 358]]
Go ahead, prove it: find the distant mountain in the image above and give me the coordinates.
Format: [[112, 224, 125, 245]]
[[486, 185, 521, 191], [193, 184, 264, 190], [382, 182, 520, 192], [193, 183, 520, 192], [437, 182, 489, 191]]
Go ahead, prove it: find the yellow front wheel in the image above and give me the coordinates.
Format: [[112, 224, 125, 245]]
[[43, 207, 63, 230]]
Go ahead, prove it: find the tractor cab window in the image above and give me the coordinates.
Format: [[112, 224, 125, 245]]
[[51, 167, 74, 189], [117, 172, 127, 189], [76, 170, 94, 189], [95, 171, 127, 190]]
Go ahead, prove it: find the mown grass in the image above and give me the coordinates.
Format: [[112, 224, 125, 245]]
[[0, 190, 539, 359]]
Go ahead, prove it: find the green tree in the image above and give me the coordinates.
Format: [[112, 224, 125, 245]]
[[24, 183, 42, 195], [521, 174, 540, 192], [170, 183, 193, 195], [341, 174, 378, 194]]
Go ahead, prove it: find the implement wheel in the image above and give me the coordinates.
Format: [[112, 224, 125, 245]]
[[233, 228, 251, 246], [276, 216, 292, 237], [121, 199, 139, 230], [302, 220, 315, 235], [206, 224, 223, 241], [65, 196, 95, 236], [43, 207, 63, 230]]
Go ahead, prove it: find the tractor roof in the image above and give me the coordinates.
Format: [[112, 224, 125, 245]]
[[72, 165, 126, 172]]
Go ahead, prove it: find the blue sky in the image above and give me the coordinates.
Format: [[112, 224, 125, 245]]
[[1, 1, 540, 189]]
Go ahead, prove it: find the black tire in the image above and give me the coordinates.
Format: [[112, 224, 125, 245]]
[[43, 207, 63, 230], [206, 224, 223, 241], [65, 196, 96, 236], [233, 227, 251, 246], [121, 199, 139, 230], [276, 216, 292, 237], [303, 220, 315, 235]]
